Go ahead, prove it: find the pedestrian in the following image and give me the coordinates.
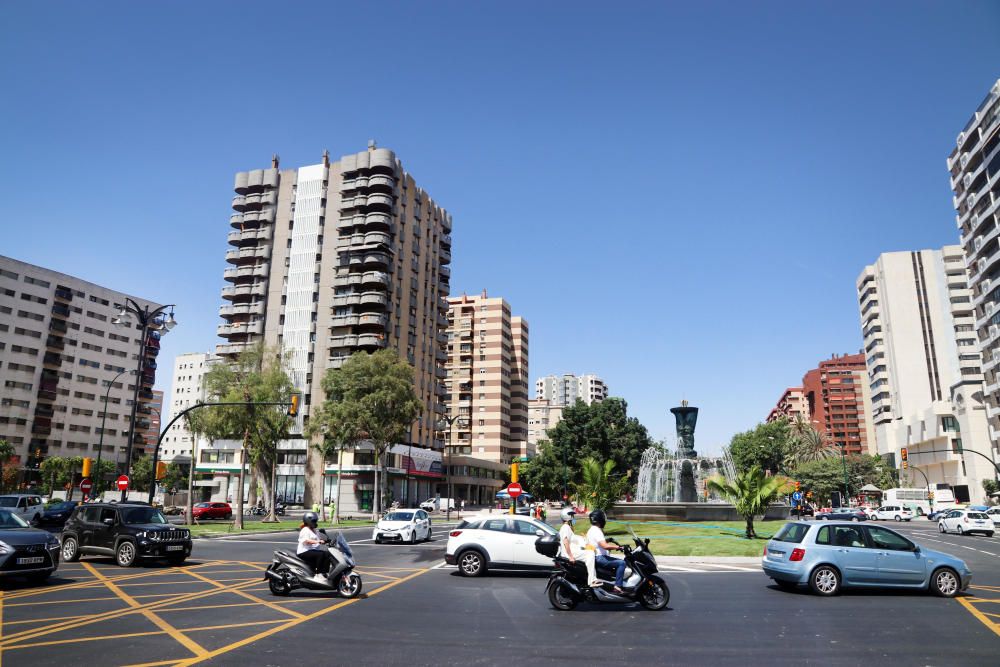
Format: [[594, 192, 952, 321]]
[[460, 499, 465, 516]]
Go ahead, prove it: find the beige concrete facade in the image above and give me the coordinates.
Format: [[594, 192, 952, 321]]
[[536, 373, 608, 406], [527, 398, 565, 450], [0, 255, 163, 484], [766, 387, 809, 424], [214, 146, 451, 511], [160, 352, 222, 463], [445, 292, 529, 464]]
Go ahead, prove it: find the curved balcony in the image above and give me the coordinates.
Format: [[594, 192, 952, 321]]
[[242, 210, 262, 225], [219, 302, 266, 318], [435, 367, 447, 379], [247, 169, 264, 189], [439, 247, 452, 264], [223, 263, 269, 282], [438, 280, 449, 295], [437, 332, 448, 345], [366, 194, 394, 211], [341, 176, 369, 192], [217, 321, 264, 337], [360, 271, 390, 289], [436, 349, 448, 362], [332, 294, 361, 308], [441, 233, 452, 248], [222, 283, 267, 301], [339, 196, 365, 212], [359, 291, 388, 307], [216, 341, 251, 356], [338, 214, 364, 230], [232, 195, 246, 211], [358, 313, 387, 328], [357, 333, 387, 348], [229, 228, 270, 245], [436, 313, 448, 327], [440, 265, 451, 279], [367, 174, 396, 192], [369, 148, 396, 173], [245, 193, 262, 209], [338, 233, 366, 248], [331, 314, 360, 328], [362, 252, 390, 269], [442, 216, 452, 233], [340, 273, 363, 287], [363, 212, 393, 231], [437, 297, 449, 313], [364, 231, 392, 247], [327, 356, 349, 369], [235, 171, 250, 194], [230, 213, 244, 229], [329, 334, 359, 348]]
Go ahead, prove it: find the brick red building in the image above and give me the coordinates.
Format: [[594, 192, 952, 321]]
[[801, 353, 875, 456]]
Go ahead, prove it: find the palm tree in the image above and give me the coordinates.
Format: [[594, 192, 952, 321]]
[[785, 417, 836, 468], [707, 465, 793, 538], [0, 439, 15, 493], [574, 457, 629, 512]]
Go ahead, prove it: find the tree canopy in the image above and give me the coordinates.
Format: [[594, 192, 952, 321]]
[[727, 419, 795, 474], [788, 454, 896, 505], [707, 466, 792, 538]]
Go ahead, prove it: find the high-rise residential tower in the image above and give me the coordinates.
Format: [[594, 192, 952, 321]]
[[0, 256, 163, 484], [801, 353, 876, 457], [767, 387, 809, 424], [214, 146, 451, 510], [444, 292, 530, 463], [949, 78, 1000, 465], [160, 352, 222, 463], [535, 374, 608, 407], [857, 247, 991, 503]]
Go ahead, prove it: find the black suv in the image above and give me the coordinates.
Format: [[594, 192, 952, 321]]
[[61, 503, 192, 567]]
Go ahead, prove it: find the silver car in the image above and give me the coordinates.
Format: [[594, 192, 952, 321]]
[[762, 521, 971, 597]]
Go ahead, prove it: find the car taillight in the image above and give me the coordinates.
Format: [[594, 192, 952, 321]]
[[789, 548, 805, 562], [762, 546, 768, 557], [449, 530, 462, 537]]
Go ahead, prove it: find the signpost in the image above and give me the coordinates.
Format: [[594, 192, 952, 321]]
[[507, 482, 522, 498], [79, 478, 93, 498], [116, 475, 130, 493]]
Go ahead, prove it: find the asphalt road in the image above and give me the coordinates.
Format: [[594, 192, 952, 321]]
[[2, 516, 998, 666]]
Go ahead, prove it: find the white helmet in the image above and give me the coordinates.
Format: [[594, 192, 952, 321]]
[[560, 508, 576, 523]]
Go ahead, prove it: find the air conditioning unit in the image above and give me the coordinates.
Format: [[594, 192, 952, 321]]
[[957, 132, 966, 147], [990, 324, 998, 338], [969, 192, 978, 208], [979, 259, 986, 274], [961, 153, 970, 168], [976, 237, 983, 251], [964, 173, 974, 187]]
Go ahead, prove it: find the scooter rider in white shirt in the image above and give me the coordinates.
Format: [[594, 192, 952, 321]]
[[586, 509, 626, 593], [558, 508, 599, 587]]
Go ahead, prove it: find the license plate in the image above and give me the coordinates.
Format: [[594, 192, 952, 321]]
[[16, 557, 44, 565], [166, 545, 183, 551], [768, 550, 784, 559]]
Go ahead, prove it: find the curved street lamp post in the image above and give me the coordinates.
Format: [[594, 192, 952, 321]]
[[437, 415, 467, 520]]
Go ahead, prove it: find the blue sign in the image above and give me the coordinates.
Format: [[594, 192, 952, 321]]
[[792, 491, 803, 502]]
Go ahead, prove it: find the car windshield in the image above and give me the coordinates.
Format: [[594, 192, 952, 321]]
[[0, 497, 18, 508], [968, 512, 989, 519], [773, 523, 810, 543], [121, 507, 169, 525], [384, 512, 414, 521], [0, 509, 29, 527]]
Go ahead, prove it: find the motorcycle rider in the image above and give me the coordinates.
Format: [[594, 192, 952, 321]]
[[586, 509, 626, 593], [297, 511, 331, 579], [559, 508, 599, 587]]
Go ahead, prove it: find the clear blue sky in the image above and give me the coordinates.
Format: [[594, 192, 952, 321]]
[[2, 2, 999, 453]]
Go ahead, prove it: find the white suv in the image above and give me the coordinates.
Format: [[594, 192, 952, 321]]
[[939, 509, 994, 537], [444, 514, 557, 577], [0, 495, 44, 523], [870, 505, 913, 522]]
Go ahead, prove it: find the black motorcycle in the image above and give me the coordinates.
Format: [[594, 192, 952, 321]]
[[536, 525, 669, 611]]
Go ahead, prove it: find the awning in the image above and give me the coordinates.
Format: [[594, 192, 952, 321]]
[[859, 484, 882, 492]]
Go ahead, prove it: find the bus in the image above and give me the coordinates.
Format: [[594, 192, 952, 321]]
[[882, 485, 957, 516]]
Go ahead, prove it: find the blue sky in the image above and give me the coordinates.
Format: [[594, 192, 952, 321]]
[[2, 2, 999, 453]]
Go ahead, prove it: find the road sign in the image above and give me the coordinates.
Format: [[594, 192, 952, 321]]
[[792, 491, 803, 502], [507, 482, 523, 498], [116, 475, 130, 492], [79, 478, 93, 495]]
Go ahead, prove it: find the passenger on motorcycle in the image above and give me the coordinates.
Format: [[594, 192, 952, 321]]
[[586, 509, 626, 593], [559, 508, 598, 587], [297, 511, 331, 577]]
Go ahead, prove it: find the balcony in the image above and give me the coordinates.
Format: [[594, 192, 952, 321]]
[[362, 252, 390, 269], [327, 356, 349, 369], [333, 294, 361, 308], [439, 247, 451, 264], [357, 334, 387, 348], [436, 367, 448, 379], [217, 321, 263, 336], [364, 231, 392, 247], [219, 302, 266, 318], [230, 213, 244, 228], [360, 271, 390, 289], [358, 313, 388, 328], [48, 320, 68, 334], [363, 213, 393, 231], [216, 341, 251, 356], [331, 314, 360, 328], [437, 297, 449, 313], [359, 292, 388, 307], [367, 174, 396, 191], [43, 352, 62, 367], [330, 334, 359, 348], [440, 265, 450, 279], [437, 313, 448, 327], [366, 194, 394, 211], [54, 288, 73, 301], [441, 234, 451, 248], [34, 405, 54, 418]]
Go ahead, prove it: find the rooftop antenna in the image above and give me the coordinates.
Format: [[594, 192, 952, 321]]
[[322, 149, 330, 167], [271, 153, 280, 168], [368, 139, 377, 151]]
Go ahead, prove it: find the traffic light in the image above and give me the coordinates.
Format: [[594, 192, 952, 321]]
[[901, 447, 908, 470], [795, 481, 801, 492], [927, 491, 934, 501], [287, 394, 300, 417], [155, 461, 167, 480], [806, 491, 813, 499], [81, 457, 93, 477]]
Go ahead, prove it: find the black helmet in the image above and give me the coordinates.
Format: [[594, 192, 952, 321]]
[[588, 509, 606, 527], [303, 511, 319, 529]]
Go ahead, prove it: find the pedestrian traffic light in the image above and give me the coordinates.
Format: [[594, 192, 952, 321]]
[[287, 394, 300, 417], [82, 457, 93, 477], [155, 461, 167, 480]]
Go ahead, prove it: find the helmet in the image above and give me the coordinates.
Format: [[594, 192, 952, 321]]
[[303, 511, 319, 528], [588, 509, 607, 528], [560, 508, 576, 523]]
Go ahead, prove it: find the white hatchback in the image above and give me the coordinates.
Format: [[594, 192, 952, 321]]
[[372, 509, 432, 544], [986, 507, 1000, 528], [870, 505, 913, 522], [444, 514, 558, 576], [938, 509, 995, 537]]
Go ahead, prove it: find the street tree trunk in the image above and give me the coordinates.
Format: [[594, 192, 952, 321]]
[[333, 445, 344, 525], [235, 429, 248, 530], [373, 448, 380, 522], [744, 515, 756, 539]]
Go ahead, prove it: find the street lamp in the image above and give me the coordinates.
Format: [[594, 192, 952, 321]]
[[112, 298, 176, 501], [95, 369, 130, 500], [437, 415, 467, 520]]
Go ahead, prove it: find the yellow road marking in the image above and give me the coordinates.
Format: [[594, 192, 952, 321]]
[[121, 661, 184, 667], [5, 629, 166, 651], [957, 597, 1000, 638], [4, 595, 122, 607], [4, 613, 88, 626], [82, 562, 208, 658], [181, 567, 304, 620], [2, 567, 175, 600], [174, 566, 433, 667]]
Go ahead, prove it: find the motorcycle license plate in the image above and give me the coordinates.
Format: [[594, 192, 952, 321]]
[[17, 557, 44, 565], [166, 545, 183, 551]]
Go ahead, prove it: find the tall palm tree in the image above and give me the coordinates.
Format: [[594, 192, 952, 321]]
[[707, 465, 793, 538], [787, 423, 837, 468]]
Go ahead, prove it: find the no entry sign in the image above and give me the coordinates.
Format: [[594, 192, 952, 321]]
[[116, 475, 130, 492], [79, 478, 93, 495], [507, 482, 523, 498]]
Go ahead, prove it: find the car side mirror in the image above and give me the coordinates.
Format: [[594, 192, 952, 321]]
[[535, 529, 545, 537], [103, 518, 114, 526], [912, 544, 920, 553]]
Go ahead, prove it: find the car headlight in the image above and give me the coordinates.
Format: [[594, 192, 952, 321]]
[[0, 541, 11, 555]]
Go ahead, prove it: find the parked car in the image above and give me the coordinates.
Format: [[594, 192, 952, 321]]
[[869, 505, 913, 522], [816, 507, 867, 522], [986, 507, 1000, 527], [0, 508, 62, 583], [445, 514, 559, 576], [762, 520, 971, 597], [61, 502, 192, 567], [927, 507, 957, 521], [419, 497, 456, 512], [373, 509, 432, 544], [34, 501, 80, 528], [191, 502, 232, 520], [938, 509, 995, 537], [0, 495, 45, 523]]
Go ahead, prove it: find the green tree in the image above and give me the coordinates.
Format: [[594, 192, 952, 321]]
[[161, 462, 189, 496], [0, 439, 15, 493], [520, 398, 653, 501], [785, 418, 837, 468], [574, 457, 629, 511], [727, 419, 795, 474], [185, 343, 296, 526], [306, 401, 367, 524], [789, 454, 893, 505], [39, 456, 70, 496], [983, 478, 999, 498], [706, 466, 793, 538], [309, 350, 422, 520], [131, 454, 152, 493]]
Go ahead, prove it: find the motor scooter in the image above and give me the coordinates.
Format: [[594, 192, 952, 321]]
[[536, 525, 669, 610], [265, 529, 363, 598]]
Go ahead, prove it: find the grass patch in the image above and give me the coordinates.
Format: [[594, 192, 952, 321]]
[[181, 518, 375, 537], [571, 519, 781, 557]]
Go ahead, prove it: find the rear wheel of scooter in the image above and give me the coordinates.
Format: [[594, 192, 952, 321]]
[[638, 578, 669, 610], [268, 573, 291, 597], [338, 572, 363, 598], [548, 581, 578, 611]]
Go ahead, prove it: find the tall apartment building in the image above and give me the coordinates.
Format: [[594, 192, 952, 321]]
[[766, 387, 809, 424], [0, 256, 162, 485], [527, 398, 565, 450], [949, 78, 1000, 465], [160, 352, 221, 463], [445, 292, 530, 463], [857, 247, 991, 503], [801, 353, 876, 456], [213, 146, 451, 511], [136, 389, 163, 454], [536, 373, 608, 407]]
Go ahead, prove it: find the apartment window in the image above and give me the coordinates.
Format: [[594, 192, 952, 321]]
[[0, 269, 18, 280], [17, 310, 44, 322], [23, 276, 50, 288]]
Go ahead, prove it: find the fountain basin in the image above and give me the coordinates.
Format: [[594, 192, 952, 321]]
[[609, 502, 792, 523]]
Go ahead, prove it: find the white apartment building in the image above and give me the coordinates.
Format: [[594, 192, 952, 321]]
[[527, 398, 564, 451], [160, 352, 221, 463], [857, 246, 992, 504], [950, 79, 1000, 483], [535, 373, 608, 407]]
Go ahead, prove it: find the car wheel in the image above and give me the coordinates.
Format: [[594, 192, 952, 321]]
[[894, 515, 902, 522], [425, 528, 432, 542], [930, 567, 961, 598], [409, 531, 417, 545], [225, 513, 232, 520], [853, 517, 861, 522], [957, 525, 965, 535], [115, 540, 138, 567], [375, 536, 382, 544], [987, 532, 995, 538], [809, 565, 841, 596], [61, 536, 80, 562], [458, 550, 486, 577], [939, 523, 946, 533]]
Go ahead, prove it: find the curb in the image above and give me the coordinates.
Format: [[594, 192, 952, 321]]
[[191, 523, 376, 539]]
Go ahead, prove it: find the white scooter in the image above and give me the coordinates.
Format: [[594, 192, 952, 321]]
[[265, 529, 363, 598]]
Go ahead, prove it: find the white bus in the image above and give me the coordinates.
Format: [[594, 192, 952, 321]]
[[882, 485, 957, 516]]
